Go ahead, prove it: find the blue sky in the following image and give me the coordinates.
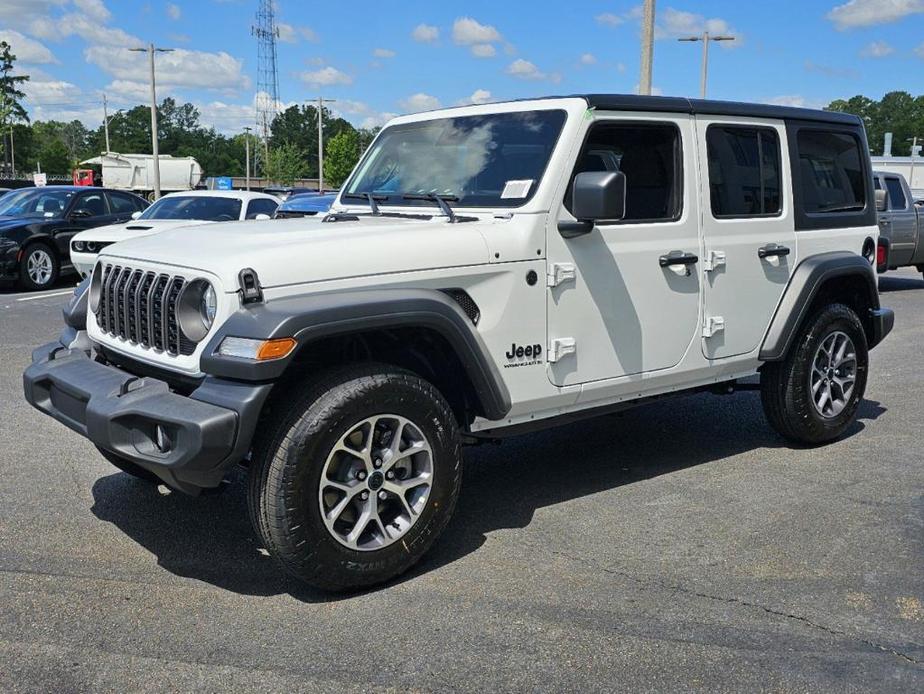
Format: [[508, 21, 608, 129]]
[[2, 0, 923, 134]]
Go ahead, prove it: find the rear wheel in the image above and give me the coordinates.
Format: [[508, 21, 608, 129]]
[[761, 303, 868, 444], [248, 363, 462, 591], [19, 243, 59, 290]]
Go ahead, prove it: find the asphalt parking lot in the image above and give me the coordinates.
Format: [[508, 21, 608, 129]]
[[1, 272, 922, 692]]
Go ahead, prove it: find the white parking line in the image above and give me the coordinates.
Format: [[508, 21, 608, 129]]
[[15, 290, 74, 302]]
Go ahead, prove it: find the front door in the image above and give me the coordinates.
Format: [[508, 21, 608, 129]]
[[696, 118, 797, 360], [882, 175, 916, 266], [546, 114, 702, 387]]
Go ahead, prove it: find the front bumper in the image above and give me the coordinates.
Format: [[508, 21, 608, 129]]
[[70, 251, 96, 279], [23, 341, 272, 493]]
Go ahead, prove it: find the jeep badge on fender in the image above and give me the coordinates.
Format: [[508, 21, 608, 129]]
[[23, 94, 893, 591]]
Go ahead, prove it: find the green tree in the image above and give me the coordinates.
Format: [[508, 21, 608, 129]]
[[36, 138, 71, 175], [264, 142, 307, 185], [324, 129, 360, 187], [270, 104, 355, 177], [0, 40, 30, 174]]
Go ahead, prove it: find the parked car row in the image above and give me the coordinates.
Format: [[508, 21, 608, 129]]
[[0, 187, 333, 290]]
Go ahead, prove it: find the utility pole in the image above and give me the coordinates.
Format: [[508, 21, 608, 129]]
[[677, 32, 736, 98], [102, 93, 111, 153], [314, 96, 335, 192], [908, 136, 921, 190], [243, 126, 252, 190], [129, 43, 173, 199], [639, 0, 656, 95]]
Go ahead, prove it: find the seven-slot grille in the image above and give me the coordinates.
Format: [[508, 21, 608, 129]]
[[95, 264, 197, 356]]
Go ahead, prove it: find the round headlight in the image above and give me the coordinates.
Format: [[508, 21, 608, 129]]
[[88, 263, 103, 313], [177, 279, 216, 343], [73, 240, 85, 252], [86, 241, 98, 253], [201, 284, 217, 326]]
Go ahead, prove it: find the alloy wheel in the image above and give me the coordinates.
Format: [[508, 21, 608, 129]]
[[27, 249, 53, 286], [810, 331, 857, 418]]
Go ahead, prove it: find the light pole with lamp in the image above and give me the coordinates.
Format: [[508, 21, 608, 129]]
[[677, 32, 736, 98], [128, 43, 174, 200]]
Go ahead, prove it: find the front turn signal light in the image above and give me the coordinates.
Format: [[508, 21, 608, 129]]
[[217, 336, 297, 361]]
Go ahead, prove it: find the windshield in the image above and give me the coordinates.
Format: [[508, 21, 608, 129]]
[[139, 196, 242, 221], [0, 188, 75, 218], [343, 110, 567, 208]]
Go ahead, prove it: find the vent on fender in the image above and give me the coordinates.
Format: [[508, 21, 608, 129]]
[[441, 289, 480, 325]]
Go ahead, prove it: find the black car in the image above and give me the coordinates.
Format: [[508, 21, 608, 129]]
[[0, 186, 148, 290]]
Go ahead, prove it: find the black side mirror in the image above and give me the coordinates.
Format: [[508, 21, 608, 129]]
[[559, 171, 627, 238], [70, 208, 93, 219], [875, 189, 888, 213]]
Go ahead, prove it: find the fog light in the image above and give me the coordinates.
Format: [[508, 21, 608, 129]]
[[154, 425, 171, 453]]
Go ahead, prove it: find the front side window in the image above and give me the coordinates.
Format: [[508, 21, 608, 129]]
[[246, 198, 279, 219], [139, 196, 242, 221], [796, 130, 866, 214], [707, 126, 781, 217], [885, 177, 906, 209], [107, 193, 138, 214], [566, 122, 682, 222], [0, 189, 75, 218], [344, 110, 567, 208], [75, 193, 108, 217]]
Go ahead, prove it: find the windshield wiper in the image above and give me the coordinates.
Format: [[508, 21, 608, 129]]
[[341, 192, 385, 215], [402, 193, 459, 223]]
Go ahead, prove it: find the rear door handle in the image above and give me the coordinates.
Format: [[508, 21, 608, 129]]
[[758, 243, 791, 259], [659, 251, 699, 267]]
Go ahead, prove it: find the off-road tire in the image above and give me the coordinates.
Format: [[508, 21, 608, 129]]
[[761, 303, 868, 444], [96, 446, 162, 483], [247, 363, 462, 592], [19, 243, 59, 291]]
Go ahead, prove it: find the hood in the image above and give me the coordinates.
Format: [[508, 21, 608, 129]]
[[73, 219, 212, 243], [100, 215, 493, 290]]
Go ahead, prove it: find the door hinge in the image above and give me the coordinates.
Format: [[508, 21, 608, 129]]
[[703, 250, 726, 272], [547, 263, 576, 288], [548, 337, 576, 363], [703, 316, 726, 338]]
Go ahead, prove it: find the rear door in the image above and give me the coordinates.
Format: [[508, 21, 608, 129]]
[[883, 175, 916, 266], [106, 192, 143, 223], [696, 118, 796, 359]]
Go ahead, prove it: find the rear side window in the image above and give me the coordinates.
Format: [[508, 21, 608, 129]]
[[796, 131, 866, 215], [246, 198, 279, 219], [885, 177, 906, 209], [107, 192, 138, 214], [566, 122, 682, 222], [706, 126, 781, 217]]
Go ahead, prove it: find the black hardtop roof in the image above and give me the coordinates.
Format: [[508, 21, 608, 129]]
[[579, 94, 861, 126]]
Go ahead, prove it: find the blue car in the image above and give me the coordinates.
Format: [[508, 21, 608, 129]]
[[274, 192, 336, 218]]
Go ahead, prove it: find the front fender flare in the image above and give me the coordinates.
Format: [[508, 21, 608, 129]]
[[200, 288, 512, 421]]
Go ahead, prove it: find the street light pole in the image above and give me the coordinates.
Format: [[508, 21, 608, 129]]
[[129, 43, 173, 199], [243, 126, 252, 191], [908, 136, 921, 190], [102, 93, 111, 153], [639, 0, 656, 95], [314, 96, 336, 192], [677, 32, 736, 98]]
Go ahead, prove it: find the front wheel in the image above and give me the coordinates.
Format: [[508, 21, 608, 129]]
[[761, 303, 868, 444], [19, 244, 59, 290], [248, 364, 462, 591]]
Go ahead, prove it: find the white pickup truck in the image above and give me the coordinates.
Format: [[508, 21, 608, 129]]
[[873, 170, 924, 277], [24, 95, 893, 591]]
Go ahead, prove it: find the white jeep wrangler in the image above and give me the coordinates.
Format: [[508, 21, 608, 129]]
[[24, 95, 894, 591]]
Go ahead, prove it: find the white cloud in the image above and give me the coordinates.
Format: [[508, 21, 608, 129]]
[[195, 91, 297, 134], [505, 58, 559, 82], [74, 0, 110, 22], [59, 13, 141, 46], [299, 66, 352, 87], [399, 93, 441, 112], [595, 12, 624, 26], [373, 47, 396, 58], [452, 16, 502, 44], [656, 8, 740, 44], [617, 62, 627, 73], [86, 46, 251, 91], [166, 3, 181, 20], [0, 1, 68, 33], [469, 89, 493, 104], [828, 0, 924, 30], [277, 22, 318, 43], [861, 40, 895, 57], [102, 79, 151, 103], [580, 52, 597, 65], [361, 112, 397, 129], [23, 76, 81, 105], [471, 43, 496, 58], [764, 95, 826, 110], [412, 23, 439, 43], [0, 30, 57, 64]]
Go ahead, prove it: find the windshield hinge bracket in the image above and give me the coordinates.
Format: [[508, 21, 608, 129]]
[[547, 263, 576, 288]]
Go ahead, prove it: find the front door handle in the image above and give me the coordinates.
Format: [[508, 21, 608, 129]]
[[659, 251, 699, 267], [758, 243, 791, 259]]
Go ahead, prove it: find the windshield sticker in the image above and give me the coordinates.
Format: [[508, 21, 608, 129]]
[[501, 179, 533, 199]]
